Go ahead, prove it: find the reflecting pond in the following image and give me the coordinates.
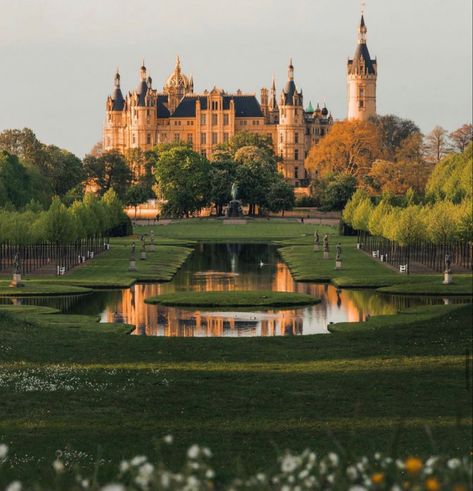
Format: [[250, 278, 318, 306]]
[[3, 243, 464, 337]]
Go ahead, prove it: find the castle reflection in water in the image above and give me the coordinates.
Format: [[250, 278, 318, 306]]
[[101, 244, 405, 337]]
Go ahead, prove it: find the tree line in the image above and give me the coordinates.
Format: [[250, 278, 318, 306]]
[[342, 143, 473, 246]]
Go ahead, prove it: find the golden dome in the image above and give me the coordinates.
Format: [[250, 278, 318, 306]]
[[164, 56, 192, 90]]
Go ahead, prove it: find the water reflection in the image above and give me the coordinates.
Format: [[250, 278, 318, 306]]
[[1, 244, 462, 337]]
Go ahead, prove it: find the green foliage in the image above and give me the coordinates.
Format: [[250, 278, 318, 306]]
[[266, 178, 295, 213], [0, 151, 32, 208], [208, 159, 237, 216], [40, 196, 77, 243], [342, 189, 369, 225], [154, 146, 211, 218]]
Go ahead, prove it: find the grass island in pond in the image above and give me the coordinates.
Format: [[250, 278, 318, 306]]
[[144, 290, 320, 308]]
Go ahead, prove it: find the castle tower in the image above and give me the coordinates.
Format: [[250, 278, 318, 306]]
[[277, 60, 306, 185], [163, 56, 193, 114], [347, 13, 377, 121], [103, 69, 127, 152]]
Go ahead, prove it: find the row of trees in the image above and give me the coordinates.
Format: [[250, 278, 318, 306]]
[[0, 189, 129, 244], [153, 134, 295, 217]]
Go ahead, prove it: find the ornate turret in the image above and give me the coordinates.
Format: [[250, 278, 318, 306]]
[[347, 13, 377, 120], [163, 56, 194, 113], [281, 59, 303, 107], [110, 69, 125, 111]]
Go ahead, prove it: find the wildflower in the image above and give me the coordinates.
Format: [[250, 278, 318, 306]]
[[130, 455, 147, 467], [298, 469, 309, 480], [139, 462, 154, 479], [160, 472, 171, 488], [100, 485, 126, 491], [5, 482, 22, 491], [163, 435, 174, 445], [52, 459, 65, 474], [404, 457, 423, 475], [452, 485, 467, 491], [187, 444, 200, 459], [119, 460, 130, 473], [281, 454, 299, 473], [447, 458, 461, 469], [256, 473, 266, 482], [425, 477, 440, 491], [328, 452, 339, 466], [202, 447, 212, 458], [205, 469, 215, 479], [371, 472, 384, 485], [349, 486, 367, 491], [346, 465, 358, 480], [0, 443, 8, 460]]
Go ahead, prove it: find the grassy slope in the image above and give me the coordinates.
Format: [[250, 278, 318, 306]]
[[145, 290, 320, 307], [0, 304, 471, 484], [0, 282, 92, 296], [33, 239, 194, 288]]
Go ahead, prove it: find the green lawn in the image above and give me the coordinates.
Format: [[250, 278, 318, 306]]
[[145, 290, 320, 307], [0, 303, 471, 485], [0, 281, 92, 296]]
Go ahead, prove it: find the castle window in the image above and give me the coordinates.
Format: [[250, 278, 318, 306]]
[[223, 114, 229, 126], [147, 109, 150, 117], [294, 166, 299, 179], [280, 134, 283, 143], [295, 132, 299, 144], [147, 133, 151, 145], [252, 120, 259, 126], [132, 134, 136, 144], [187, 133, 193, 143], [107, 137, 111, 146], [295, 149, 299, 161], [200, 114, 206, 125], [201, 150, 207, 157], [212, 132, 218, 145], [200, 133, 206, 145], [359, 87, 365, 98], [212, 114, 218, 126], [223, 132, 229, 143], [359, 100, 364, 109], [174, 133, 180, 142]]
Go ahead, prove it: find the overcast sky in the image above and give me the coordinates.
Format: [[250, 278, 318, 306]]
[[0, 0, 471, 157]]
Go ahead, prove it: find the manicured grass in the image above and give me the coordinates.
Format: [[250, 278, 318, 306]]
[[145, 290, 320, 307], [279, 239, 473, 294], [0, 304, 471, 485], [0, 281, 92, 297], [34, 240, 194, 288], [135, 219, 336, 242]]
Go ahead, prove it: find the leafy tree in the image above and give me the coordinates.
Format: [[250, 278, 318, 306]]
[[234, 146, 278, 215], [0, 151, 32, 208], [126, 184, 150, 218], [214, 131, 274, 158], [83, 151, 132, 200], [368, 200, 393, 237], [449, 124, 473, 153], [342, 189, 369, 225], [370, 114, 421, 161], [0, 128, 44, 167], [266, 178, 295, 215], [394, 132, 424, 162], [305, 120, 382, 180], [321, 174, 357, 211], [154, 147, 211, 218], [40, 196, 77, 243], [351, 196, 374, 232], [424, 126, 450, 164], [425, 201, 460, 243], [209, 160, 237, 216], [395, 205, 426, 245], [42, 145, 84, 196]]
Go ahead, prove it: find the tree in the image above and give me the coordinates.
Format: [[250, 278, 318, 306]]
[[449, 124, 473, 153], [424, 126, 450, 164], [234, 146, 278, 215], [342, 189, 369, 225], [321, 174, 357, 211], [83, 151, 132, 200], [266, 178, 295, 215], [370, 114, 421, 161], [351, 196, 374, 232], [209, 160, 237, 216], [394, 132, 424, 162], [0, 151, 32, 208], [0, 128, 44, 167], [214, 131, 274, 159], [154, 147, 211, 217], [305, 120, 382, 180], [42, 145, 84, 196], [125, 185, 150, 218], [40, 196, 77, 243], [395, 205, 426, 246]]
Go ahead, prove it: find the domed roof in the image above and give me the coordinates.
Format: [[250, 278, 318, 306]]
[[136, 80, 148, 106], [321, 105, 329, 116], [164, 56, 192, 90]]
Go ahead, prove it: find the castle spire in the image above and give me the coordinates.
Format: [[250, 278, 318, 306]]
[[288, 58, 294, 80], [358, 13, 368, 44], [114, 68, 120, 87], [140, 60, 147, 80]]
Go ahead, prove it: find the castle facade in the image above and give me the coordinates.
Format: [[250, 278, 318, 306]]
[[103, 14, 377, 188]]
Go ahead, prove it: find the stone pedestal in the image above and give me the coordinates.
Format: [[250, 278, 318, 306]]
[[356, 243, 361, 250], [140, 251, 147, 261], [323, 252, 329, 259], [442, 272, 453, 285], [128, 260, 137, 272], [227, 200, 243, 217], [149, 243, 156, 252], [335, 260, 342, 270], [9, 273, 24, 288], [313, 244, 320, 252]]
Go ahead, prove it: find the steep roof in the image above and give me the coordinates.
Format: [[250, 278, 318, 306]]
[[348, 43, 376, 75], [111, 87, 125, 111], [171, 95, 262, 118], [157, 95, 170, 118]]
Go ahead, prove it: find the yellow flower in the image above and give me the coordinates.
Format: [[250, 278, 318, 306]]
[[405, 457, 423, 475], [371, 472, 385, 485], [425, 477, 440, 491]]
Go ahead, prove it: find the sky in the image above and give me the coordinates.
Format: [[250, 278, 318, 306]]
[[0, 0, 471, 157]]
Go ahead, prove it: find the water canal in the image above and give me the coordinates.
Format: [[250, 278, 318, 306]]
[[3, 243, 462, 337]]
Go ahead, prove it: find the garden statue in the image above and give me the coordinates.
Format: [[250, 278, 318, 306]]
[[140, 239, 147, 260], [227, 181, 243, 217], [9, 253, 24, 288], [313, 230, 320, 251], [442, 252, 453, 285], [335, 242, 342, 269], [150, 230, 156, 251], [323, 234, 329, 259], [128, 242, 137, 271]]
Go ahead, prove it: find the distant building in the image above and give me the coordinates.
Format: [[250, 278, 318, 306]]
[[103, 13, 377, 188]]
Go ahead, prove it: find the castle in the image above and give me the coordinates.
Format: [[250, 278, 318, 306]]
[[103, 14, 377, 189]]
